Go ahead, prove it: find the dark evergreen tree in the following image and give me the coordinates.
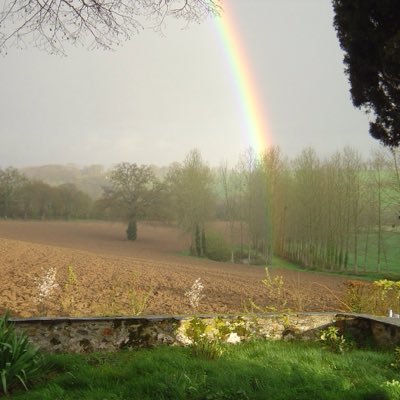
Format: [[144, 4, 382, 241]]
[[333, 0, 400, 147]]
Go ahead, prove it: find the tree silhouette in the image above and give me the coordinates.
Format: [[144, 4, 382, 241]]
[[333, 0, 400, 147]]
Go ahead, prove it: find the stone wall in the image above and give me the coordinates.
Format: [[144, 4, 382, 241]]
[[10, 313, 400, 353]]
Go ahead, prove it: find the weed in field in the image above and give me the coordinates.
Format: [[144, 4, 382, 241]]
[[128, 289, 153, 315], [34, 267, 59, 314], [95, 272, 154, 316], [185, 278, 205, 310], [246, 267, 289, 313], [61, 266, 79, 315], [128, 273, 154, 315]]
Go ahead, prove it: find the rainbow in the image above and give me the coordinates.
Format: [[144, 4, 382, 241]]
[[214, 1, 273, 152]]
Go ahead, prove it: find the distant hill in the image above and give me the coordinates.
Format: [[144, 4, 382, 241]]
[[21, 164, 108, 199]]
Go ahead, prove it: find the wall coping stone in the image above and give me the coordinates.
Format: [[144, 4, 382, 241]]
[[9, 312, 338, 324], [336, 313, 400, 327]]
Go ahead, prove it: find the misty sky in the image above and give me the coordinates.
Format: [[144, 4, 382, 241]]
[[0, 0, 380, 168]]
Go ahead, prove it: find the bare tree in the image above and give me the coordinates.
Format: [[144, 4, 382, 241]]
[[0, 0, 221, 54]]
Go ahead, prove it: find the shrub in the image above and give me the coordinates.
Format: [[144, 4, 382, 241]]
[[319, 326, 349, 353], [184, 317, 232, 359], [185, 318, 225, 359], [233, 250, 266, 265], [205, 232, 230, 262], [0, 313, 44, 395], [343, 279, 400, 316], [126, 220, 137, 240]]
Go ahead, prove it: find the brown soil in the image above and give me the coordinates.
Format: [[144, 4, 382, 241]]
[[0, 220, 348, 317]]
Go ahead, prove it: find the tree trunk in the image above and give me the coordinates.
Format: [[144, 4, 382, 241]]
[[126, 219, 137, 240]]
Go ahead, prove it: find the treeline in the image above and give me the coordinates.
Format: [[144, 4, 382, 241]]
[[1, 146, 399, 273], [0, 168, 92, 219], [218, 147, 400, 273]]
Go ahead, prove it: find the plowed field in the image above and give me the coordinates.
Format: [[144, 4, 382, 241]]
[[0, 221, 347, 317]]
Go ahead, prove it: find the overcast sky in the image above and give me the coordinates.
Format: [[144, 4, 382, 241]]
[[0, 0, 379, 168]]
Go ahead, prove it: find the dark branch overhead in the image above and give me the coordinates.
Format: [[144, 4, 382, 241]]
[[0, 0, 221, 55]]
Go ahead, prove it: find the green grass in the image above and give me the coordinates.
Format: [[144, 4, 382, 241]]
[[270, 255, 383, 281], [272, 232, 400, 281], [347, 232, 400, 276], [10, 341, 400, 400], [179, 230, 400, 280]]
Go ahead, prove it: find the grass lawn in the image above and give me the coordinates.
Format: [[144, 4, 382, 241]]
[[10, 341, 400, 400], [348, 232, 400, 276], [271, 231, 400, 281]]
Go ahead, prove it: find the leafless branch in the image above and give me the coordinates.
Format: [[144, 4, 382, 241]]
[[0, 0, 221, 55]]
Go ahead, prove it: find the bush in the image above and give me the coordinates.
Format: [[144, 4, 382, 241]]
[[319, 326, 349, 353], [126, 220, 137, 240], [0, 313, 44, 395], [205, 232, 230, 262], [233, 250, 266, 265]]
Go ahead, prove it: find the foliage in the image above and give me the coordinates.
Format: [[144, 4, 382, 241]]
[[319, 326, 348, 353], [261, 268, 285, 307], [9, 341, 400, 400], [183, 317, 248, 360], [4, 178, 92, 220], [0, 313, 44, 396], [166, 149, 214, 252], [390, 347, 400, 370], [184, 317, 226, 359], [382, 380, 400, 399], [248, 268, 288, 312], [344, 278, 400, 315], [0, 167, 27, 218], [333, 0, 400, 147], [99, 162, 163, 240], [204, 232, 230, 262], [246, 267, 316, 313]]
